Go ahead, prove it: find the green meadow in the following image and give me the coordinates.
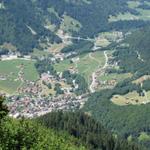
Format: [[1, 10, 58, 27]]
[[0, 59, 39, 94], [54, 51, 105, 85]]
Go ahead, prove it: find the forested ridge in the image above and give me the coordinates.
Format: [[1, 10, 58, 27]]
[[114, 26, 150, 76], [0, 0, 61, 54]]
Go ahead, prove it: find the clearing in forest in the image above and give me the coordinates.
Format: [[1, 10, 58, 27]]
[[111, 91, 150, 106]]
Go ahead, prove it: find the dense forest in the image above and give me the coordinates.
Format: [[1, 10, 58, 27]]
[[37, 0, 147, 37], [37, 111, 146, 150], [114, 27, 150, 76], [0, 0, 61, 54]]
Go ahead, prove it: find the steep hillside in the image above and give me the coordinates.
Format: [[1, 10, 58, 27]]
[[37, 111, 144, 150], [1, 0, 150, 54], [83, 27, 150, 149], [114, 27, 150, 76], [0, 0, 61, 54]]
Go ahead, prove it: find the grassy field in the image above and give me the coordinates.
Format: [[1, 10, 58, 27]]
[[31, 49, 50, 58], [54, 51, 105, 85], [109, 12, 139, 22], [95, 38, 110, 47], [54, 59, 75, 73], [0, 59, 39, 94], [48, 43, 67, 54], [111, 90, 150, 106], [99, 73, 132, 82], [60, 15, 82, 32], [109, 1, 150, 22]]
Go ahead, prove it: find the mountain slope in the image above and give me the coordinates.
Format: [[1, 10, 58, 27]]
[[83, 26, 150, 148], [37, 111, 144, 150], [1, 0, 150, 54], [0, 0, 61, 54]]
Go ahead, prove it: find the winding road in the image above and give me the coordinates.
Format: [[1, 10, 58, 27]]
[[89, 51, 108, 93]]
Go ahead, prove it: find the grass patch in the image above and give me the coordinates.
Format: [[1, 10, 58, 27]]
[[111, 90, 150, 106], [109, 13, 139, 22], [54, 51, 106, 85], [99, 73, 132, 82], [0, 80, 21, 94], [109, 0, 150, 22], [0, 59, 39, 94], [48, 43, 67, 54], [31, 49, 50, 58], [60, 15, 82, 32]]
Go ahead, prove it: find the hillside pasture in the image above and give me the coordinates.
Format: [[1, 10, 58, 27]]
[[0, 59, 39, 94], [54, 51, 106, 85], [60, 15, 82, 33], [99, 73, 132, 82], [109, 0, 150, 22], [111, 91, 150, 106]]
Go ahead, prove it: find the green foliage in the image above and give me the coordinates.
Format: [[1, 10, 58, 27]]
[[0, 118, 86, 150], [38, 111, 143, 150], [0, 0, 61, 54], [0, 96, 8, 121], [143, 80, 150, 91], [83, 86, 150, 134], [114, 27, 150, 76], [35, 59, 56, 76], [1, 0, 150, 54], [82, 27, 150, 148], [61, 41, 94, 54], [37, 0, 145, 37], [0, 97, 86, 150], [74, 74, 88, 95], [62, 70, 88, 95], [54, 83, 64, 95]]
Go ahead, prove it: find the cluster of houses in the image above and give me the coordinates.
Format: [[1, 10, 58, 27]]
[[18, 81, 42, 96], [0, 51, 31, 61], [41, 72, 81, 95], [3, 66, 88, 118], [49, 51, 78, 63], [0, 32, 122, 118], [8, 94, 87, 118]]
